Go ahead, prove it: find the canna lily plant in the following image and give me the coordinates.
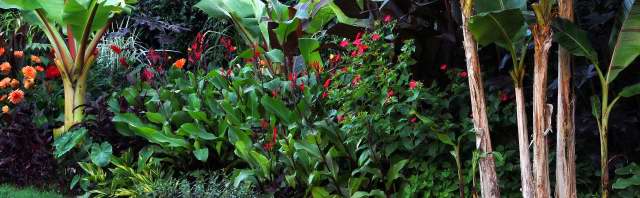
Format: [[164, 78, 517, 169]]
[[0, 0, 137, 136]]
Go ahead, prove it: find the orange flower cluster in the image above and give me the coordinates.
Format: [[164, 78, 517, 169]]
[[7, 89, 24, 104], [0, 62, 10, 75], [174, 58, 186, 69], [0, 48, 4, 56], [13, 51, 23, 58], [30, 55, 41, 64]]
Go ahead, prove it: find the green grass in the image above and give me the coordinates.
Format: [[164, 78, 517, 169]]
[[0, 184, 64, 198]]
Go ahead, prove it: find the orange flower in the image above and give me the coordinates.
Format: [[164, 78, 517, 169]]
[[10, 79, 19, 88], [0, 48, 5, 56], [0, 62, 11, 75], [0, 94, 5, 101], [13, 51, 24, 58], [0, 78, 10, 89], [36, 66, 44, 72], [174, 58, 186, 69], [30, 55, 41, 64], [8, 89, 24, 104], [2, 105, 8, 114], [24, 78, 35, 89], [22, 66, 37, 79]]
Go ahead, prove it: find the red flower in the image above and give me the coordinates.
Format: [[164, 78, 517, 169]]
[[499, 91, 510, 102], [260, 119, 269, 129], [321, 91, 328, 99], [118, 57, 129, 68], [458, 71, 468, 78], [219, 37, 237, 52], [142, 68, 154, 82], [337, 114, 344, 123], [383, 15, 393, 23], [272, 127, 278, 143], [323, 78, 331, 89], [263, 142, 274, 151], [351, 44, 368, 57], [35, 66, 44, 72], [299, 83, 305, 92], [110, 44, 122, 54], [288, 72, 298, 87], [371, 34, 381, 41], [387, 89, 394, 98], [353, 32, 363, 46], [440, 64, 447, 71], [409, 80, 417, 90], [330, 54, 341, 63], [410, 117, 417, 123], [271, 90, 278, 97], [45, 65, 60, 79], [340, 40, 350, 47], [342, 67, 348, 73], [188, 32, 206, 65], [351, 75, 361, 86]]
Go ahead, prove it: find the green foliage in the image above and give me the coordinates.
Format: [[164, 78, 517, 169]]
[[613, 163, 640, 197], [53, 127, 88, 158], [150, 171, 256, 197], [77, 148, 168, 198]]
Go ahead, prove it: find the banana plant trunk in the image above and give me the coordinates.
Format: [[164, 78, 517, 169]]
[[515, 85, 534, 198], [532, 24, 552, 198], [60, 71, 88, 135], [556, 0, 577, 197], [459, 0, 501, 197]]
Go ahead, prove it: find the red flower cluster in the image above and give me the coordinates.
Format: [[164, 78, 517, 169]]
[[440, 64, 447, 71], [383, 15, 393, 23], [188, 32, 206, 65], [352, 75, 361, 86], [409, 80, 417, 90], [351, 32, 368, 57], [141, 68, 154, 82], [110, 44, 122, 54], [458, 71, 468, 78], [45, 65, 60, 79]]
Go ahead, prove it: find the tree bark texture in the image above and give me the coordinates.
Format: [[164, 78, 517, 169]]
[[532, 24, 552, 198], [515, 85, 534, 198]]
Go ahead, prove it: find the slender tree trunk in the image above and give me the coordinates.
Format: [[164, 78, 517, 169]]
[[556, 0, 577, 197], [459, 1, 501, 197], [515, 85, 534, 198], [532, 24, 552, 198]]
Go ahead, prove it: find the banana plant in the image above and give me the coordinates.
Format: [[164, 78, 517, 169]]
[[553, 1, 640, 197], [467, 1, 533, 197], [195, 0, 367, 74], [0, 0, 137, 136]]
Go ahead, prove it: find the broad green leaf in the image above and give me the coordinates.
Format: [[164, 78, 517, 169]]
[[233, 169, 256, 187], [436, 133, 455, 146], [552, 18, 598, 63], [178, 123, 216, 140], [469, 9, 526, 50], [299, 38, 323, 69], [266, 49, 285, 63], [261, 95, 293, 124], [385, 159, 409, 189], [613, 175, 640, 189], [620, 83, 640, 97], [193, 148, 209, 162], [113, 113, 189, 147], [311, 187, 330, 198], [145, 112, 166, 124], [609, 1, 640, 83], [90, 142, 113, 167], [475, 0, 526, 13], [53, 127, 87, 158], [0, 0, 43, 10]]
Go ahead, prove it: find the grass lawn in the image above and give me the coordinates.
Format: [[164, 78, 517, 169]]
[[0, 184, 64, 198]]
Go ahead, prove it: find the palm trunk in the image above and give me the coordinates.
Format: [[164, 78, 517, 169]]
[[459, 0, 501, 197], [515, 85, 534, 198], [532, 24, 552, 198], [556, 0, 577, 197]]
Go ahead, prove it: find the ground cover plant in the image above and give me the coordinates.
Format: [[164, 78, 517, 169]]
[[0, 0, 639, 197]]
